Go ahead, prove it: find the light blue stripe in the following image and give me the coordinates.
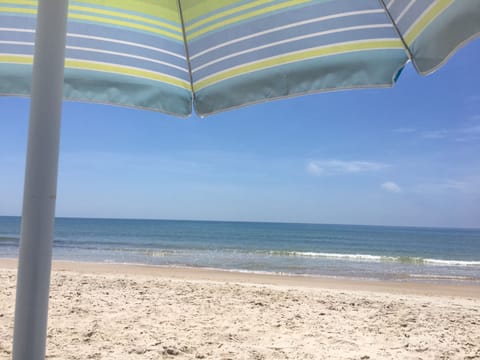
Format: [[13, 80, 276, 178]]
[[194, 48, 407, 116], [66, 20, 185, 52], [0, 29, 34, 42], [0, 14, 36, 29], [387, 0, 407, 19], [66, 36, 186, 69], [0, 43, 34, 55], [395, 0, 432, 34]]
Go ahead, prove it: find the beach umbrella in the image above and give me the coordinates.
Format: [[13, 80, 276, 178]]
[[1, 0, 479, 358]]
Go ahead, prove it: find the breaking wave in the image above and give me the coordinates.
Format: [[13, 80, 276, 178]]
[[263, 250, 480, 267]]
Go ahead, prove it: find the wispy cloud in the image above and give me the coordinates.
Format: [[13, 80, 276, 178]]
[[455, 125, 480, 142], [393, 128, 416, 133], [461, 125, 480, 134], [415, 180, 467, 193], [421, 125, 480, 142], [422, 129, 449, 139], [381, 181, 401, 193], [307, 160, 388, 176], [470, 114, 480, 121], [466, 95, 480, 103]]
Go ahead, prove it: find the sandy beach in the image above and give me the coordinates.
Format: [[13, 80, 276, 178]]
[[1, 259, 479, 359]]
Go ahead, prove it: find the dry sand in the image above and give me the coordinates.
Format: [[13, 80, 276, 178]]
[[1, 259, 479, 359]]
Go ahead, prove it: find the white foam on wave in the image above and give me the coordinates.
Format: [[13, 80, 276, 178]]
[[423, 259, 480, 266], [267, 251, 480, 267]]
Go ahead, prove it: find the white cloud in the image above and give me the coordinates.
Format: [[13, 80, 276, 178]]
[[381, 181, 401, 193], [307, 160, 388, 176]]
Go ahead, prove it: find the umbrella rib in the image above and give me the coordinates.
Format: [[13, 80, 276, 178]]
[[377, 0, 413, 61], [177, 0, 195, 99]]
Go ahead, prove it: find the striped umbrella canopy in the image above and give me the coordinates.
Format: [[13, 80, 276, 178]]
[[1, 1, 479, 359], [2, 0, 479, 117]]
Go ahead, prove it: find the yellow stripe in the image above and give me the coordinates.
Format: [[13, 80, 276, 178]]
[[0, 54, 33, 64], [404, 0, 454, 45], [194, 40, 403, 91], [188, 0, 311, 40], [185, 0, 276, 32], [65, 59, 191, 90], [69, 13, 183, 41], [0, 6, 35, 15], [69, 5, 180, 33], [0, 0, 35, 5]]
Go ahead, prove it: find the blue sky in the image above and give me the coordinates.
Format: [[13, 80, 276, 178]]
[[1, 40, 479, 228]]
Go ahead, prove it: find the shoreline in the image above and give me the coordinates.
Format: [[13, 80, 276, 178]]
[[1, 258, 479, 298]]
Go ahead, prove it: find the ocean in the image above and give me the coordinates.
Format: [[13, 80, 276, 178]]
[[1, 216, 479, 284]]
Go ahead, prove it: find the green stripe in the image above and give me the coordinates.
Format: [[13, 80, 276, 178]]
[[194, 40, 403, 90]]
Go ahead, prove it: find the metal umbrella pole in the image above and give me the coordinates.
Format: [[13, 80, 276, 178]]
[[12, 0, 69, 359]]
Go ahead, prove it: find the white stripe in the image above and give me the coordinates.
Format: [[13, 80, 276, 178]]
[[190, 9, 385, 60], [387, 0, 396, 10], [65, 58, 190, 87], [194, 38, 401, 87], [0, 27, 34, 33], [67, 45, 187, 72], [67, 33, 185, 60], [395, 0, 416, 23], [403, 1, 437, 39], [0, 40, 33, 46], [192, 24, 393, 74]]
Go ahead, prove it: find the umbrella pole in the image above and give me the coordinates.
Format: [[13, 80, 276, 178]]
[[12, 0, 69, 359]]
